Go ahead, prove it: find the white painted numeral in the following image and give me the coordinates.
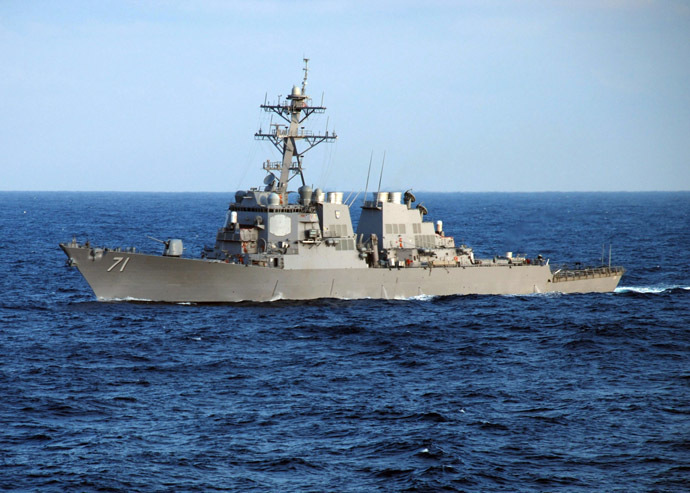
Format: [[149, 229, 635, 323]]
[[107, 256, 130, 272]]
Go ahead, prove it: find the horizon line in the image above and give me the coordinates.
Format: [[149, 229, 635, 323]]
[[1, 189, 688, 194]]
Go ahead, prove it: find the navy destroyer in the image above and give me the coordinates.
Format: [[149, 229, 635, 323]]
[[60, 60, 625, 302]]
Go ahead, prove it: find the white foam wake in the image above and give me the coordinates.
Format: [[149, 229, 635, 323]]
[[615, 285, 690, 294], [394, 294, 438, 301], [99, 296, 154, 302]]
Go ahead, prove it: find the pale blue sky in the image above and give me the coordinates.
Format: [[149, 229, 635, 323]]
[[2, 0, 688, 192]]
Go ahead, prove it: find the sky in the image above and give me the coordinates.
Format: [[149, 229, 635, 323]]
[[1, 0, 689, 192]]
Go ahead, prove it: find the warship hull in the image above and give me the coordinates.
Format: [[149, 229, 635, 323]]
[[61, 244, 623, 302], [59, 62, 625, 302]]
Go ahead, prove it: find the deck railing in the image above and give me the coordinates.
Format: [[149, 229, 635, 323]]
[[552, 266, 625, 283]]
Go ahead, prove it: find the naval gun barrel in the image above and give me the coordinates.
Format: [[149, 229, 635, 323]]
[[148, 236, 183, 257], [147, 236, 167, 245]]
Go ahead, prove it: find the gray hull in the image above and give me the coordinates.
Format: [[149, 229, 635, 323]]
[[61, 244, 624, 302]]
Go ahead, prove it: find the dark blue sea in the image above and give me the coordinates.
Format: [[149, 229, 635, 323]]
[[1, 191, 688, 492]]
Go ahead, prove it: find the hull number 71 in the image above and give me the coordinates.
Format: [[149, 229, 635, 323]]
[[107, 257, 130, 272]]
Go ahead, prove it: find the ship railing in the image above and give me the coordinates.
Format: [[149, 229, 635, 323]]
[[255, 128, 317, 139], [262, 161, 302, 172], [262, 160, 283, 170], [363, 200, 387, 208], [552, 265, 625, 283]]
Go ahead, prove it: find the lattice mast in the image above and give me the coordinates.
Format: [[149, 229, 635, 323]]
[[254, 59, 337, 202]]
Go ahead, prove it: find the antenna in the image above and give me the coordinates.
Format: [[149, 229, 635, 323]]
[[376, 151, 386, 202], [601, 243, 605, 266], [363, 151, 373, 204], [348, 190, 362, 207], [608, 244, 612, 269], [320, 91, 324, 107], [302, 57, 310, 92]]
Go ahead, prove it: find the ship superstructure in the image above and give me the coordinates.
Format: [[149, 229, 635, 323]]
[[60, 61, 624, 302]]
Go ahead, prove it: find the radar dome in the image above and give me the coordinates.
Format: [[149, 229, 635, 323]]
[[298, 185, 313, 205]]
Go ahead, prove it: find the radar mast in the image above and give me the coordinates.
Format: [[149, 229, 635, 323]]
[[254, 58, 337, 202]]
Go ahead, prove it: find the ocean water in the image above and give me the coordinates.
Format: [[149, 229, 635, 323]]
[[1, 191, 688, 492]]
